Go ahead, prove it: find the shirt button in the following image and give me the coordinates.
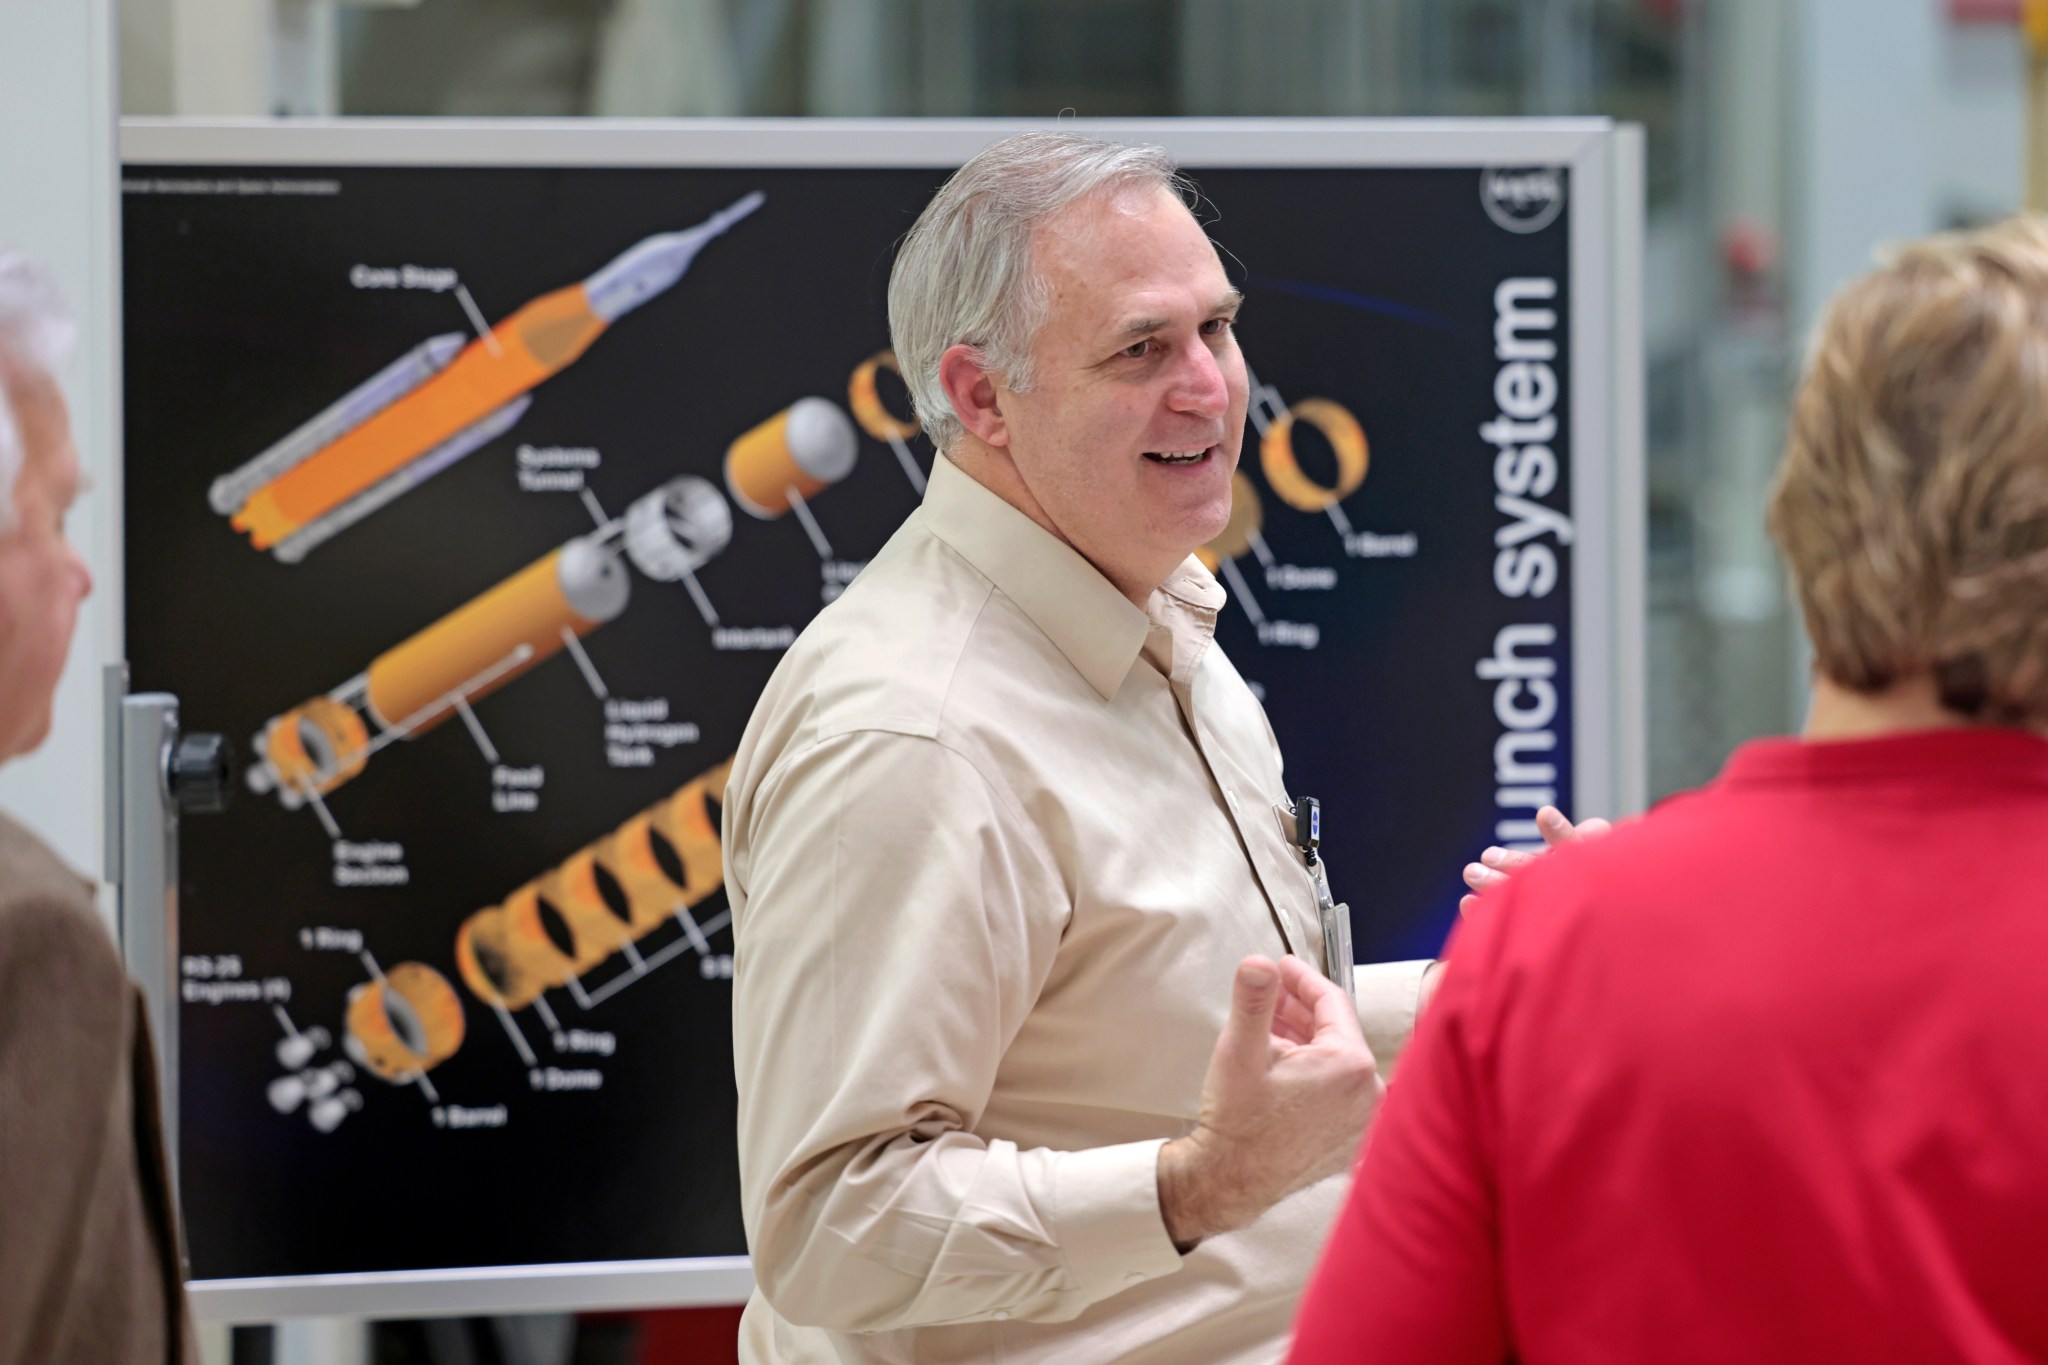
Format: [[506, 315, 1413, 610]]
[[994, 1311, 1011, 1321], [1126, 1272, 1146, 1285]]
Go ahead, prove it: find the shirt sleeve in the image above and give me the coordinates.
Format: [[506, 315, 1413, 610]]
[[1350, 958, 1431, 1078], [1288, 911, 1512, 1365], [729, 729, 1184, 1334]]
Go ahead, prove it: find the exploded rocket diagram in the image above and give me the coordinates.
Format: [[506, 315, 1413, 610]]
[[219, 196, 953, 1128], [206, 186, 1393, 1138]]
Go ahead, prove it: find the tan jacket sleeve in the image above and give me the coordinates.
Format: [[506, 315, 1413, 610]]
[[1352, 958, 1432, 1079], [729, 730, 1183, 1334], [0, 892, 172, 1365]]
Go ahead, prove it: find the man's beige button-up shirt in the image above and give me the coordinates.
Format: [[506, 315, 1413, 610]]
[[725, 454, 1431, 1365]]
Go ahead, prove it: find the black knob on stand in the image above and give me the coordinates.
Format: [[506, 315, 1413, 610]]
[[168, 732, 234, 815]]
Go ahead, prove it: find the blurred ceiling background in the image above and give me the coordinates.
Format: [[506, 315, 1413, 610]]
[[120, 0, 2037, 801]]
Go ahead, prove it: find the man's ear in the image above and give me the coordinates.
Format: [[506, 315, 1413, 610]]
[[937, 343, 1009, 449]]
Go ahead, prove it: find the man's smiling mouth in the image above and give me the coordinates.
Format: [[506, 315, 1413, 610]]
[[1144, 447, 1212, 466]]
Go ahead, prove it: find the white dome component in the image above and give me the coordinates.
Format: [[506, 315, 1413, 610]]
[[556, 536, 632, 623], [785, 397, 859, 484]]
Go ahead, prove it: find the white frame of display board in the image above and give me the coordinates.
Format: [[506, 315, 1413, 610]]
[[120, 116, 1644, 1323]]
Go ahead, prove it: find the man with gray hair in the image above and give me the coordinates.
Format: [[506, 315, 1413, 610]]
[[0, 247, 195, 1364], [723, 132, 1435, 1364]]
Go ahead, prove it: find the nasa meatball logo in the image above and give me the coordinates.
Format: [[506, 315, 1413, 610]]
[[1481, 165, 1565, 235]]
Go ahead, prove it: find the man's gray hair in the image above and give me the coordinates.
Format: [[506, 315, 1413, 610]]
[[0, 249, 76, 535], [888, 131, 1190, 452]]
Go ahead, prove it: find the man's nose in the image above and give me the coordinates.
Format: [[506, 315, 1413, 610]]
[[1169, 342, 1230, 419]]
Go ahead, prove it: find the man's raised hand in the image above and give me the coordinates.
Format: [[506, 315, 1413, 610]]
[[1157, 955, 1383, 1249]]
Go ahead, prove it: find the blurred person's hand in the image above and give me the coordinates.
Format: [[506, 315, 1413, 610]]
[[1157, 955, 1383, 1249], [1458, 805, 1612, 916]]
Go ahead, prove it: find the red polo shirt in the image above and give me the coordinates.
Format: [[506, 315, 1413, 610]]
[[1290, 729, 2048, 1365]]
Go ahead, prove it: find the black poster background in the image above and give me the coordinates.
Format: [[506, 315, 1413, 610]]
[[121, 160, 1574, 1280]]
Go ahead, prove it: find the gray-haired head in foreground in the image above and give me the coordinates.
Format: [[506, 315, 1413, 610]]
[[888, 131, 1192, 453], [0, 249, 76, 535]]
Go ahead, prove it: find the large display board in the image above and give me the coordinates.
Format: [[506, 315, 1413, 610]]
[[119, 119, 1642, 1320]]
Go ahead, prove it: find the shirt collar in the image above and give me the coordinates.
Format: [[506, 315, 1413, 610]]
[[1717, 727, 2048, 790], [1144, 559, 1226, 687], [921, 454, 1152, 700]]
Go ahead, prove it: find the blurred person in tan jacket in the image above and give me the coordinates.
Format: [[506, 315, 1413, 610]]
[[0, 247, 196, 1365]]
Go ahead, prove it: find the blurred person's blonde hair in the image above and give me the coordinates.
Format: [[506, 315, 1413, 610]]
[[1768, 215, 2048, 724]]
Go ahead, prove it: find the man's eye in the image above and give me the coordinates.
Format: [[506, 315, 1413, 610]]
[[1201, 317, 1233, 336], [1120, 339, 1153, 359]]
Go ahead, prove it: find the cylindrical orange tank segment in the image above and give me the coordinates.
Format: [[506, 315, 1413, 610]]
[[1259, 398, 1369, 514], [532, 849, 635, 971], [344, 963, 466, 1082], [599, 811, 692, 931], [364, 537, 629, 734], [848, 351, 921, 442], [656, 769, 728, 904], [503, 881, 588, 990], [452, 754, 740, 1015], [261, 696, 371, 797], [233, 285, 610, 549], [724, 397, 859, 518], [456, 910, 516, 1010], [458, 897, 571, 1011], [1196, 470, 1266, 572]]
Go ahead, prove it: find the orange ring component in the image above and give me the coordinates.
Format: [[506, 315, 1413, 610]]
[[533, 848, 634, 971], [455, 910, 517, 1010], [345, 962, 466, 1081], [655, 772, 727, 904], [496, 882, 591, 985], [1259, 398, 1369, 514], [453, 755, 740, 1014], [262, 697, 370, 797], [1196, 471, 1265, 572], [459, 894, 574, 1010], [598, 810, 691, 932], [847, 351, 921, 442]]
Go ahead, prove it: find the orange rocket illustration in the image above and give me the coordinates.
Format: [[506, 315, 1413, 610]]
[[211, 191, 764, 562], [246, 473, 733, 809]]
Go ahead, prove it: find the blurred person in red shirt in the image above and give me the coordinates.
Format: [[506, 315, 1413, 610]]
[[1288, 216, 2048, 1365]]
